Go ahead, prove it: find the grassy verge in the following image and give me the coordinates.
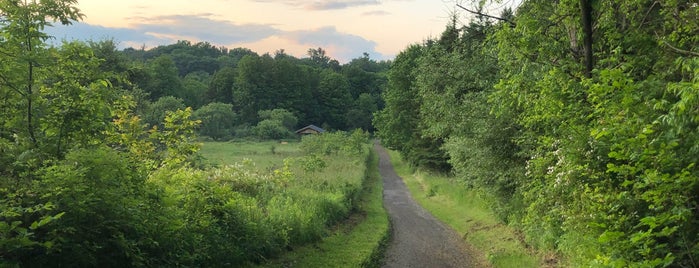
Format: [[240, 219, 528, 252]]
[[386, 150, 556, 268], [259, 149, 390, 268]]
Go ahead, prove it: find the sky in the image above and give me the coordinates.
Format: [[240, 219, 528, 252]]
[[43, 0, 461, 62], [43, 0, 523, 63]]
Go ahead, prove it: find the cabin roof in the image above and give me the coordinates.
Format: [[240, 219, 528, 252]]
[[295, 124, 325, 134]]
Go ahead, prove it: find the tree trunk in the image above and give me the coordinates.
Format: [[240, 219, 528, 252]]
[[580, 0, 594, 78]]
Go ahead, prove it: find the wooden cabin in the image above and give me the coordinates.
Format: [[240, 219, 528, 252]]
[[295, 124, 325, 135]]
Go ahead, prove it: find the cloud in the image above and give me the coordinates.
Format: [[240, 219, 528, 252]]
[[282, 26, 386, 61], [45, 16, 387, 63], [46, 22, 167, 47], [306, 0, 380, 10], [253, 0, 380, 10], [46, 14, 279, 47], [362, 10, 391, 16], [133, 14, 280, 44]]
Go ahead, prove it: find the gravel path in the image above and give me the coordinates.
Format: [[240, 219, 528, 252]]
[[376, 143, 480, 268]]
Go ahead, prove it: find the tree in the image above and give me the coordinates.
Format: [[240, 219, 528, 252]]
[[258, 108, 298, 131], [207, 66, 235, 104], [345, 93, 377, 131], [144, 96, 185, 128], [253, 119, 293, 140], [218, 47, 257, 68], [0, 1, 118, 264], [0, 0, 83, 149], [144, 55, 183, 100], [307, 47, 331, 68], [233, 54, 273, 122], [270, 56, 312, 116], [193, 102, 236, 140], [39, 41, 116, 158], [486, 0, 699, 265], [373, 44, 450, 170], [179, 72, 209, 108], [316, 69, 352, 129], [253, 109, 297, 140], [415, 14, 524, 216]]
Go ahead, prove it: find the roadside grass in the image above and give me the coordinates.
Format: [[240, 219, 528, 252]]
[[387, 150, 550, 268], [200, 141, 302, 169], [258, 149, 390, 268]]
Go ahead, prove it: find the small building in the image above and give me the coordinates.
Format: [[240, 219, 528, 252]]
[[295, 124, 325, 135]]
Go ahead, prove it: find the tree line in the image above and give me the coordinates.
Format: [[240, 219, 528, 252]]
[[106, 40, 388, 140], [375, 1, 698, 266]]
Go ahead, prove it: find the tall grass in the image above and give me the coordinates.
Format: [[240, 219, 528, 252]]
[[260, 145, 390, 267], [167, 131, 374, 265]]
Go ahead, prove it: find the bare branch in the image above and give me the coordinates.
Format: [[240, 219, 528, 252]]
[[638, 1, 659, 30], [654, 31, 699, 57], [661, 40, 699, 57], [0, 73, 25, 97], [455, 3, 516, 27]]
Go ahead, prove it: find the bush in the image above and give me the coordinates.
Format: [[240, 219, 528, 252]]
[[258, 108, 298, 130], [28, 147, 157, 267], [143, 96, 186, 128], [300, 129, 369, 156], [193, 102, 237, 140], [253, 119, 293, 140]]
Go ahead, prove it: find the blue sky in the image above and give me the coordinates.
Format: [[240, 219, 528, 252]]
[[46, 0, 518, 62]]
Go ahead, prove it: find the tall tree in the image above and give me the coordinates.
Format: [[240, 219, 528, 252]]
[[345, 93, 378, 131], [233, 54, 271, 122], [373, 44, 450, 170], [316, 69, 352, 129], [207, 66, 235, 104], [489, 0, 699, 264], [180, 72, 209, 108], [144, 55, 183, 100], [307, 47, 331, 68], [0, 0, 83, 148]]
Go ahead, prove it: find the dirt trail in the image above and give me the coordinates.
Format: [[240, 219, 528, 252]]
[[376, 143, 481, 268]]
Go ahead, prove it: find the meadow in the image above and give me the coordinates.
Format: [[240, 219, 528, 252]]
[[200, 140, 302, 169], [198, 133, 390, 267]]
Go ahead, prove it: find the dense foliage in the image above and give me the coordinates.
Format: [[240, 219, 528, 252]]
[[375, 1, 698, 266], [0, 1, 375, 266], [121, 41, 388, 138]]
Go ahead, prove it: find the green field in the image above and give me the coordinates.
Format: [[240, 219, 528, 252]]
[[200, 141, 302, 169]]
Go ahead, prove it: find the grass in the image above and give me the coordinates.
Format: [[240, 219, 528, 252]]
[[258, 149, 390, 268], [386, 150, 553, 268], [199, 140, 390, 267], [200, 141, 302, 170]]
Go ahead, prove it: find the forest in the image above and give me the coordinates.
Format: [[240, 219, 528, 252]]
[[375, 0, 698, 266], [117, 42, 388, 139]]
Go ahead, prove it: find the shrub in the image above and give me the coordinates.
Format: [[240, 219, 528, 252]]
[[253, 119, 293, 140], [193, 102, 237, 140], [258, 108, 298, 130], [143, 96, 185, 128], [29, 147, 156, 267]]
